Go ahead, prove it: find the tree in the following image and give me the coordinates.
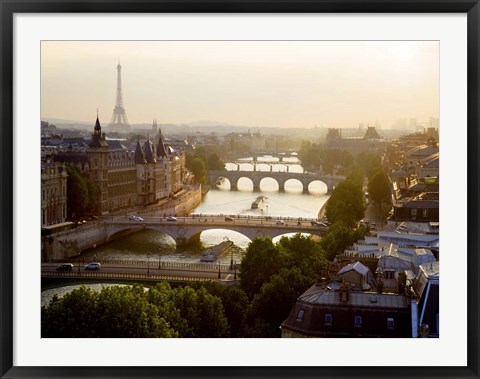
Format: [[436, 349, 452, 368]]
[[170, 286, 229, 337], [85, 178, 100, 215], [325, 175, 365, 227], [93, 285, 176, 338], [368, 169, 391, 206], [277, 233, 326, 280], [189, 157, 207, 185], [320, 222, 368, 261], [207, 152, 225, 170], [42, 285, 177, 338], [356, 151, 383, 178], [245, 267, 312, 335], [196, 282, 250, 337], [64, 163, 89, 219], [239, 237, 287, 298]]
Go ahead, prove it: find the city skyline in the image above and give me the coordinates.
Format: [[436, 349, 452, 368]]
[[41, 41, 439, 129]]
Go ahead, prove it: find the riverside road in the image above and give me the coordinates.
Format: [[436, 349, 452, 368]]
[[41, 261, 238, 282]]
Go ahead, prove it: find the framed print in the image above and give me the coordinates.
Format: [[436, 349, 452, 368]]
[[1, 1, 479, 378]]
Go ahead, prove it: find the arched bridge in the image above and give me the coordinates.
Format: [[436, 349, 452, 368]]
[[104, 215, 329, 247], [208, 170, 345, 192]]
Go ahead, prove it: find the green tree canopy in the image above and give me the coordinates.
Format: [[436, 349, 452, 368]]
[[243, 267, 312, 336], [207, 152, 225, 170], [325, 173, 365, 227], [368, 169, 391, 205], [42, 285, 177, 338], [64, 163, 89, 219], [188, 157, 207, 185], [320, 222, 368, 261], [239, 237, 287, 298], [170, 286, 229, 338]]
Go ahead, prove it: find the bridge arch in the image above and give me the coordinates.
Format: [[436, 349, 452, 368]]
[[307, 180, 328, 194], [259, 177, 280, 191], [284, 178, 304, 193], [272, 232, 317, 243], [208, 170, 344, 193]]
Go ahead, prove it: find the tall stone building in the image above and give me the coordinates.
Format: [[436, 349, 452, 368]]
[[88, 117, 110, 213], [52, 117, 186, 215], [41, 160, 68, 226], [134, 126, 185, 205]]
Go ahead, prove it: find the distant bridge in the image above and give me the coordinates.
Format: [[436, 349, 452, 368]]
[[208, 170, 345, 192], [229, 152, 299, 162]]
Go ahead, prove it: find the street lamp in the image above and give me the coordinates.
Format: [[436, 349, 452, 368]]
[[234, 261, 237, 280], [218, 263, 221, 279], [158, 248, 162, 269]]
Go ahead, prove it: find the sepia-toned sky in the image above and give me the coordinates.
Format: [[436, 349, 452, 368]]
[[41, 41, 439, 128]]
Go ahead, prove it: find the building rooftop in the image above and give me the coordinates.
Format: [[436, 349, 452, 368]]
[[338, 261, 370, 276], [299, 286, 408, 309]]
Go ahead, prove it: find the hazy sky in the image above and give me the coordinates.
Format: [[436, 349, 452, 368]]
[[41, 41, 439, 128]]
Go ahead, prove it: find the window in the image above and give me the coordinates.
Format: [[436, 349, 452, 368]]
[[296, 309, 304, 321], [324, 313, 333, 325], [354, 315, 362, 327], [423, 209, 428, 218], [411, 208, 417, 219], [387, 317, 395, 329]]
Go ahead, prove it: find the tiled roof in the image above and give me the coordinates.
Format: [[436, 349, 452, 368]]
[[338, 261, 370, 276], [298, 286, 408, 309]]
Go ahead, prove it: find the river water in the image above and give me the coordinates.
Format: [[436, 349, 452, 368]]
[[77, 156, 329, 265], [44, 156, 329, 300]]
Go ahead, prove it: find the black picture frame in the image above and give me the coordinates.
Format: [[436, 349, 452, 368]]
[[1, 1, 479, 378]]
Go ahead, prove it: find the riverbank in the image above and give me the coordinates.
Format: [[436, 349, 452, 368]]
[[318, 199, 328, 219]]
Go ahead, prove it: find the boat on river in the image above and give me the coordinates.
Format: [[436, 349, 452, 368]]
[[200, 240, 234, 262], [251, 196, 267, 209]]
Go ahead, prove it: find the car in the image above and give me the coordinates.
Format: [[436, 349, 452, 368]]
[[129, 215, 144, 221], [276, 219, 285, 225], [166, 216, 177, 221], [84, 262, 101, 270], [225, 216, 234, 221], [56, 263, 74, 272]]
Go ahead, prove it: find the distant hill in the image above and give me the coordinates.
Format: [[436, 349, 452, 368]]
[[42, 117, 90, 125]]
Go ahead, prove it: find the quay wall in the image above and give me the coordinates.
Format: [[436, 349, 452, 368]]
[[42, 223, 109, 261]]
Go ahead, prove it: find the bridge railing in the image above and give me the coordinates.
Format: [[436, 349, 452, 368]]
[[41, 271, 220, 283], [45, 258, 236, 272]]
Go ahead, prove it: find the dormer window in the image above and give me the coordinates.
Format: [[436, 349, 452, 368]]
[[296, 309, 304, 322], [354, 315, 362, 327], [324, 314, 333, 325], [387, 318, 395, 329]]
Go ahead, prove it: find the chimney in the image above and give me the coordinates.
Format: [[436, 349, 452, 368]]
[[397, 271, 407, 294], [339, 280, 350, 302], [375, 267, 384, 293]]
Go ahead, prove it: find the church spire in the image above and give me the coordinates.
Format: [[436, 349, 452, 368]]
[[156, 128, 167, 158]]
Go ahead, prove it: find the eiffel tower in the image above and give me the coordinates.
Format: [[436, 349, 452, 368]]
[[109, 61, 131, 132]]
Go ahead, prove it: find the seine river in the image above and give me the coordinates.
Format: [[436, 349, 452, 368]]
[[77, 156, 328, 264], [42, 156, 329, 301]]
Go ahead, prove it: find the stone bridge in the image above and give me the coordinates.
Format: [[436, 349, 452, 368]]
[[104, 217, 328, 247], [208, 170, 345, 192], [42, 215, 329, 259], [228, 152, 298, 162]]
